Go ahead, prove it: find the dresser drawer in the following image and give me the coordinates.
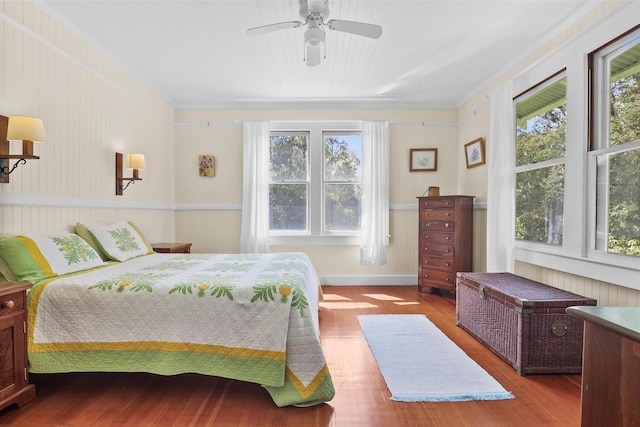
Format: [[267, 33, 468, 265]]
[[422, 257, 454, 271], [423, 220, 455, 232], [421, 244, 454, 257], [422, 209, 454, 221], [422, 269, 456, 286], [420, 197, 456, 210], [421, 232, 454, 245]]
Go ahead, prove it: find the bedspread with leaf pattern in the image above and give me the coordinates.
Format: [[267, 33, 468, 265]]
[[27, 252, 334, 407]]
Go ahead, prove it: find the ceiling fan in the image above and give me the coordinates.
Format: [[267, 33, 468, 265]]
[[247, 0, 382, 67]]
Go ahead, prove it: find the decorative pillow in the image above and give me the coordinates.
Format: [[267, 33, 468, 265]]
[[0, 254, 17, 282], [0, 233, 106, 283], [74, 222, 111, 261], [127, 221, 154, 254], [88, 221, 153, 262]]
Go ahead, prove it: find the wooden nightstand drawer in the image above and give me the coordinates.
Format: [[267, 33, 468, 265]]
[[0, 292, 24, 317]]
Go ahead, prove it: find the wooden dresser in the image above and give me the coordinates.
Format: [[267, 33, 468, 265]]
[[417, 195, 473, 294]]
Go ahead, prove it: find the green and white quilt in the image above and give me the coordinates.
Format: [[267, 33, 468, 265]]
[[27, 252, 335, 407]]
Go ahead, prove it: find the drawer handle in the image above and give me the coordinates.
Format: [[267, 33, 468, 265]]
[[446, 236, 450, 240], [445, 262, 450, 266], [3, 300, 15, 309], [479, 286, 487, 299], [445, 249, 450, 253], [445, 223, 450, 228]]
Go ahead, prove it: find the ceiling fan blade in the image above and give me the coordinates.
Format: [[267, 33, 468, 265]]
[[247, 21, 302, 36], [306, 44, 322, 67], [326, 19, 382, 39]]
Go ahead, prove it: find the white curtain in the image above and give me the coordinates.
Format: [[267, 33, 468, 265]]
[[486, 82, 515, 272], [360, 121, 390, 265], [240, 121, 270, 253]]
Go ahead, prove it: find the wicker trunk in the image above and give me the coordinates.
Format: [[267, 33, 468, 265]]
[[456, 272, 597, 375]]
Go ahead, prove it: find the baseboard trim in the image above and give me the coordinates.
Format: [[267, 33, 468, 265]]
[[319, 275, 417, 286]]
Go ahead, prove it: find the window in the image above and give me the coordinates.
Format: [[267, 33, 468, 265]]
[[591, 30, 640, 258], [323, 131, 362, 232], [269, 132, 308, 231], [269, 122, 362, 241], [514, 76, 567, 246]]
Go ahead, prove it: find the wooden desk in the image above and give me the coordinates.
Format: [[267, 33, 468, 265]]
[[151, 243, 192, 254], [567, 306, 640, 427]]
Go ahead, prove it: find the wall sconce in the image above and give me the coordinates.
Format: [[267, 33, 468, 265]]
[[0, 115, 47, 183], [115, 152, 146, 195]]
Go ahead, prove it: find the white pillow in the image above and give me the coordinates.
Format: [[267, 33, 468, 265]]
[[88, 221, 152, 262]]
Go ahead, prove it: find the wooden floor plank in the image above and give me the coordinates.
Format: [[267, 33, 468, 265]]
[[0, 286, 582, 426]]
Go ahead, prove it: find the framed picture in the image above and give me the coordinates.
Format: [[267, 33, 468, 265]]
[[199, 155, 215, 177], [410, 148, 438, 172], [464, 138, 485, 168]]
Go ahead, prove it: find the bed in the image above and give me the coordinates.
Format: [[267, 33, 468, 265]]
[[0, 222, 335, 407]]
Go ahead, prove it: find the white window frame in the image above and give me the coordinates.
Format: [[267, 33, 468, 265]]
[[587, 29, 640, 269], [269, 120, 362, 246], [513, 74, 567, 249], [511, 17, 640, 291]]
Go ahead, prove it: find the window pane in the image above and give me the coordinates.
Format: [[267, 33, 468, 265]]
[[269, 184, 307, 231], [324, 132, 362, 181], [596, 149, 640, 256], [608, 41, 640, 147], [515, 165, 564, 245], [270, 133, 308, 181], [515, 78, 567, 167], [324, 183, 361, 231]]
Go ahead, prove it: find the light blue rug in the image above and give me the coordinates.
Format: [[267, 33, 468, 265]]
[[358, 314, 514, 402]]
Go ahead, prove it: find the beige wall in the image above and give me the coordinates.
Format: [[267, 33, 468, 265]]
[[174, 109, 461, 282], [0, 1, 176, 242]]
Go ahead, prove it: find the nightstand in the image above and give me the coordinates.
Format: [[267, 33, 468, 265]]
[[151, 243, 192, 254], [0, 282, 36, 411]]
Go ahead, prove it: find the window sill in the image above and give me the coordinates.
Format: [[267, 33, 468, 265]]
[[269, 235, 361, 246], [514, 246, 640, 292]]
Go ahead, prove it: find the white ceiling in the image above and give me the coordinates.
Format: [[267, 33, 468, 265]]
[[35, 0, 600, 110]]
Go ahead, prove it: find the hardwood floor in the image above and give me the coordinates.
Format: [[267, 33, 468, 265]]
[[0, 286, 582, 426]]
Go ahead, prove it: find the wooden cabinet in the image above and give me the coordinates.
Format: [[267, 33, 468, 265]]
[[151, 243, 192, 254], [0, 282, 36, 411], [417, 195, 473, 294], [567, 306, 640, 427]]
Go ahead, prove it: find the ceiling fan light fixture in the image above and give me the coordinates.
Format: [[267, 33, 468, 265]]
[[304, 26, 325, 47], [247, 0, 381, 66]]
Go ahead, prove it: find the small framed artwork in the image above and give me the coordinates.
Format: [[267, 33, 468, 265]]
[[464, 138, 485, 168], [410, 148, 438, 172], [199, 155, 215, 177]]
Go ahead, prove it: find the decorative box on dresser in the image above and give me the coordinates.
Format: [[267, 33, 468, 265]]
[[0, 282, 36, 411], [417, 195, 474, 294]]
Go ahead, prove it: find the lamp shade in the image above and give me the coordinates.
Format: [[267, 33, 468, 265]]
[[7, 116, 47, 143], [125, 153, 146, 170]]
